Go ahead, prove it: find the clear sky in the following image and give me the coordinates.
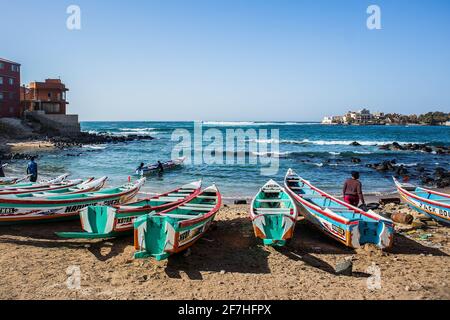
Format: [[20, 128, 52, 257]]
[[1, 0, 450, 121]]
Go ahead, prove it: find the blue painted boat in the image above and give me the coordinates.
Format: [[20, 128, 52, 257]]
[[284, 169, 394, 249], [394, 177, 450, 226]]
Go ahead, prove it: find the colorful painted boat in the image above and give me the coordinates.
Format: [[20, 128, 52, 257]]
[[0, 176, 100, 196], [1, 176, 108, 198], [0, 174, 69, 191], [0, 175, 32, 186], [136, 157, 186, 176], [394, 177, 450, 226], [284, 169, 394, 249], [56, 180, 202, 239], [0, 178, 145, 225], [134, 184, 221, 261], [250, 179, 298, 247]]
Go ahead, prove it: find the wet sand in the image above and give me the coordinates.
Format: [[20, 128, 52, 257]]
[[0, 202, 448, 300]]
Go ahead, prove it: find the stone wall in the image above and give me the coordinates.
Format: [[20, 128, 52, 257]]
[[25, 111, 81, 135]]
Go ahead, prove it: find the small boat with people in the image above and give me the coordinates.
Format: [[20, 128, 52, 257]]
[[56, 180, 202, 239], [0, 178, 145, 225], [394, 177, 450, 226], [134, 184, 221, 261], [250, 179, 298, 246], [284, 169, 394, 249], [136, 157, 186, 176]]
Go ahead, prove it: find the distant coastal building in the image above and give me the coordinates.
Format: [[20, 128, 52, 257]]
[[323, 108, 378, 125], [321, 116, 343, 124], [445, 121, 450, 126], [0, 57, 21, 118]]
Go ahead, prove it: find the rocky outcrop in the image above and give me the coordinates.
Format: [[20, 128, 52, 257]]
[[379, 142, 450, 154]]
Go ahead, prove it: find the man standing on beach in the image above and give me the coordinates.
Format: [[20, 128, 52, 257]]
[[343, 171, 365, 207], [27, 156, 38, 182]]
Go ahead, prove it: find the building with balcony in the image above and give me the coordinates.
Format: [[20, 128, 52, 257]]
[[0, 58, 21, 117], [21, 79, 69, 114]]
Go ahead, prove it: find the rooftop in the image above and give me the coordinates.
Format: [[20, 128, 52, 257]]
[[0, 57, 21, 65]]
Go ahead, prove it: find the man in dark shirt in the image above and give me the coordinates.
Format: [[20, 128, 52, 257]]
[[343, 171, 365, 207], [0, 160, 5, 177], [27, 156, 38, 182]]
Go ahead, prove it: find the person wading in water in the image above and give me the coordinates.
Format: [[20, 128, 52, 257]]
[[27, 156, 38, 182], [343, 171, 365, 207]]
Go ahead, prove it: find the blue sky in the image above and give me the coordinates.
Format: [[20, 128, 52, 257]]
[[1, 0, 450, 121]]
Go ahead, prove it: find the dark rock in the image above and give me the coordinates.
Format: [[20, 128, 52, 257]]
[[335, 260, 353, 276], [234, 200, 247, 205], [379, 197, 401, 205], [349, 141, 361, 146], [351, 157, 361, 163]]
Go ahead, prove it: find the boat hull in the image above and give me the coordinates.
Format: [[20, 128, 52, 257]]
[[0, 181, 143, 225], [395, 184, 450, 226], [134, 213, 217, 260], [285, 169, 394, 249]]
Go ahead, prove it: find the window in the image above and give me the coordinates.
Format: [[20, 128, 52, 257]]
[[8, 78, 14, 85], [0, 92, 3, 100], [0, 77, 3, 85], [11, 65, 19, 72], [9, 92, 14, 100], [0, 62, 4, 69]]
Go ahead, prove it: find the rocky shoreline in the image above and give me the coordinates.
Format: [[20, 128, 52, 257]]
[[0, 132, 154, 160]]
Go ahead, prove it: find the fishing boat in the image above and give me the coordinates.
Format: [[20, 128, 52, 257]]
[[0, 176, 101, 196], [136, 157, 186, 176], [0, 174, 69, 190], [250, 180, 298, 246], [1, 176, 108, 197], [284, 169, 394, 249], [0, 175, 32, 186], [56, 180, 202, 239], [134, 184, 221, 261], [0, 178, 145, 225], [394, 177, 450, 226]]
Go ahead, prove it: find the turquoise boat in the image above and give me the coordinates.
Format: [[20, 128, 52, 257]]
[[394, 177, 450, 226], [285, 169, 394, 249], [55, 180, 202, 239], [134, 184, 221, 261], [0, 178, 145, 225], [250, 180, 298, 246]]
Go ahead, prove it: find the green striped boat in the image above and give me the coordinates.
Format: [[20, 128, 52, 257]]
[[250, 180, 298, 246], [55, 180, 202, 239], [0, 178, 145, 225], [134, 185, 221, 261]]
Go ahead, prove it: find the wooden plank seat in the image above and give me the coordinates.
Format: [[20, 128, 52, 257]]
[[161, 213, 201, 219], [256, 199, 292, 203], [196, 196, 217, 199], [256, 208, 291, 212], [178, 206, 212, 212], [153, 196, 185, 202], [182, 203, 216, 208], [167, 193, 191, 197]]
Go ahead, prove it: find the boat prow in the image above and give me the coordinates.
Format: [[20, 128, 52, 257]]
[[250, 179, 298, 247]]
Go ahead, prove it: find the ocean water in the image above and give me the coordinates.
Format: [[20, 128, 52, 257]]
[[4, 121, 450, 199]]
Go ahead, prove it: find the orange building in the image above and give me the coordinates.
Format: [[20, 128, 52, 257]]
[[22, 79, 69, 114]]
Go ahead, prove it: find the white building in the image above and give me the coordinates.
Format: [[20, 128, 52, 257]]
[[322, 116, 343, 124]]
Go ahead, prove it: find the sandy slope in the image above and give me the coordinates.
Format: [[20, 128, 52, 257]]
[[0, 204, 448, 300]]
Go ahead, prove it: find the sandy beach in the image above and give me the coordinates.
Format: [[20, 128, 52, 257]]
[[0, 201, 448, 300]]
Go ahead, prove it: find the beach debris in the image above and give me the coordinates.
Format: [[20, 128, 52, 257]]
[[219, 270, 226, 275], [335, 260, 353, 276], [379, 197, 401, 205], [419, 234, 433, 241], [391, 212, 414, 225], [234, 199, 247, 205], [411, 220, 426, 229]]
